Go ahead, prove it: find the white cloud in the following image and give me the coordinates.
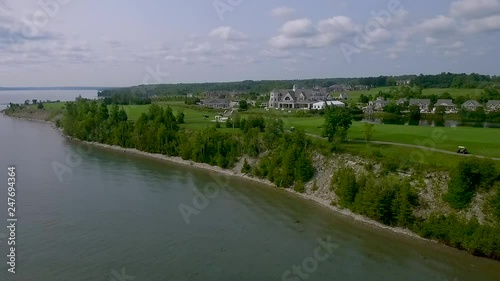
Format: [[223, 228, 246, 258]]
[[415, 15, 456, 35], [164, 55, 188, 64], [182, 42, 212, 55], [462, 15, 500, 32], [279, 18, 315, 37], [260, 49, 291, 58], [450, 0, 500, 19], [222, 43, 240, 52], [269, 16, 360, 49], [209, 26, 247, 41], [271, 6, 295, 17], [387, 53, 399, 60]]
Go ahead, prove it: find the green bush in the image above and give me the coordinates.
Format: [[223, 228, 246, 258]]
[[414, 214, 500, 260], [489, 183, 500, 220], [445, 158, 499, 209], [332, 167, 359, 207], [241, 159, 252, 174], [294, 181, 305, 193]]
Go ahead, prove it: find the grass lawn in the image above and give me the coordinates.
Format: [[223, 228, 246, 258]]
[[348, 87, 482, 102], [282, 115, 500, 158]]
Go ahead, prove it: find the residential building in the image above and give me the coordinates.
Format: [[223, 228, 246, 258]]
[[201, 99, 230, 109], [396, 80, 411, 86], [396, 98, 408, 106], [202, 91, 244, 99], [311, 101, 345, 110], [369, 97, 389, 111], [353, 85, 370, 90], [409, 99, 431, 112], [269, 85, 331, 109], [434, 99, 457, 113], [338, 92, 350, 101], [362, 105, 375, 115], [486, 100, 500, 112], [329, 84, 352, 92], [461, 100, 482, 111]]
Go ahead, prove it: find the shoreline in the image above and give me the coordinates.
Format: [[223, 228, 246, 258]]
[[1, 111, 425, 241], [79, 139, 425, 240]]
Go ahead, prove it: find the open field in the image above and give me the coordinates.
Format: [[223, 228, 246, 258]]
[[280, 115, 500, 158], [348, 87, 482, 102]]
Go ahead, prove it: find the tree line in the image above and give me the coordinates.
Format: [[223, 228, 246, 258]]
[[60, 99, 314, 186], [97, 73, 499, 100]]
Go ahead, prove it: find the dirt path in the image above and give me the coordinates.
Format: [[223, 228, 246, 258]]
[[303, 133, 500, 161]]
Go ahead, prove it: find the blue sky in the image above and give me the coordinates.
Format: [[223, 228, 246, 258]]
[[0, 0, 499, 86]]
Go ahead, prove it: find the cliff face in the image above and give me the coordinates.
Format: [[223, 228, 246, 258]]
[[299, 152, 492, 225]]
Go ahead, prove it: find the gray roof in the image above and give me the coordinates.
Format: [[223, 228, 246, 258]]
[[409, 99, 431, 105], [435, 99, 455, 106], [271, 87, 329, 102], [487, 100, 500, 106], [202, 99, 229, 104], [462, 100, 481, 106]]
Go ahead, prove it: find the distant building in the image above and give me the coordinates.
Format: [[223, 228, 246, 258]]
[[461, 100, 482, 111], [269, 85, 331, 109], [201, 99, 230, 109], [362, 105, 375, 115], [312, 101, 345, 110], [353, 85, 370, 91], [409, 99, 431, 112], [396, 98, 408, 106], [202, 91, 244, 99], [486, 100, 500, 112], [369, 97, 389, 111], [396, 80, 411, 86], [434, 99, 456, 113], [338, 92, 350, 101], [329, 84, 352, 92]]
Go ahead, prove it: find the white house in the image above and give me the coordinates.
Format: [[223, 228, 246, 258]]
[[312, 101, 345, 110]]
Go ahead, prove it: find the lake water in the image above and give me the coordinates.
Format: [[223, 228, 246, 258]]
[[0, 91, 500, 280], [363, 117, 500, 128]]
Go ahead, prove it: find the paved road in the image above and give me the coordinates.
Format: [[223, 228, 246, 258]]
[[303, 132, 500, 161]]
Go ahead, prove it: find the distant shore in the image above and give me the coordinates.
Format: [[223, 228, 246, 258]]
[[1, 110, 427, 242]]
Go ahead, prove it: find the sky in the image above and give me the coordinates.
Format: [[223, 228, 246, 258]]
[[0, 0, 499, 87]]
